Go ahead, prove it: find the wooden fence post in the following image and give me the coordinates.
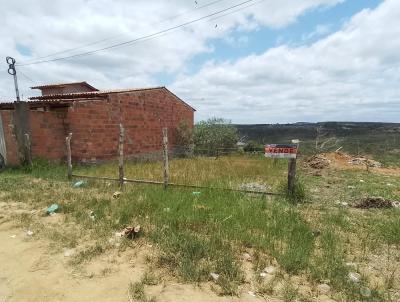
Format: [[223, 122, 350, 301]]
[[287, 158, 297, 195], [118, 124, 125, 189], [66, 133, 72, 180], [24, 133, 32, 167], [162, 128, 169, 190]]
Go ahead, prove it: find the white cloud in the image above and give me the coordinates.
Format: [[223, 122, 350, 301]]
[[0, 0, 343, 101], [172, 0, 400, 123]]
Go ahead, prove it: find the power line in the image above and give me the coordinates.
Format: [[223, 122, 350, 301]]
[[17, 0, 258, 67], [19, 70, 36, 84], [21, 0, 229, 63]]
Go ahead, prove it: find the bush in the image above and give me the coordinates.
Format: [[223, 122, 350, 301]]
[[194, 118, 238, 154], [279, 177, 306, 204], [176, 119, 194, 157], [243, 140, 264, 152]]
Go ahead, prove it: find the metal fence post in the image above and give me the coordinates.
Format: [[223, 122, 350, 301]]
[[118, 124, 125, 189], [66, 133, 73, 180]]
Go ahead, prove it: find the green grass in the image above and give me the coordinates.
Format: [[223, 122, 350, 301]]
[[1, 154, 399, 300]]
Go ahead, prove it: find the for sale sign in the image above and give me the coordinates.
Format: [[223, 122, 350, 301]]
[[265, 144, 298, 159]]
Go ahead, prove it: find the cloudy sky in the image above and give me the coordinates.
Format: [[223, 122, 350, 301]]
[[0, 0, 399, 123]]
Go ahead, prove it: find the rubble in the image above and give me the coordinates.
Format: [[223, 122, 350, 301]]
[[307, 155, 330, 170], [355, 197, 399, 209], [348, 157, 382, 168], [238, 182, 268, 192]]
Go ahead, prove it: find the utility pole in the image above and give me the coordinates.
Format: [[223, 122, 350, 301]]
[[6, 57, 20, 102], [6, 56, 30, 165]]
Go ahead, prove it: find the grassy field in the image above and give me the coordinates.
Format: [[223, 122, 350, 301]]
[[1, 154, 399, 301]]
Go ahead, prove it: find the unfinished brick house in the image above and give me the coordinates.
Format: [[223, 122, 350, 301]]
[[0, 82, 195, 166]]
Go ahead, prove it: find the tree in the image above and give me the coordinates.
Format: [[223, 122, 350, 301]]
[[194, 118, 238, 154], [175, 119, 194, 157]]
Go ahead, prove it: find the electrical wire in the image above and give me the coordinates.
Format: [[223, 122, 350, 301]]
[[19, 70, 36, 84], [17, 0, 258, 66], [21, 0, 229, 63]]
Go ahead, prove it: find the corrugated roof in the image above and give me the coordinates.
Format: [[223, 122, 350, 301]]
[[31, 81, 98, 91], [29, 86, 166, 100], [0, 87, 195, 111]]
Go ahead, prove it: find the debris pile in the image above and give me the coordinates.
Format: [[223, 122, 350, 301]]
[[307, 154, 331, 170], [348, 157, 382, 168], [355, 197, 399, 209], [115, 225, 141, 239], [238, 182, 268, 192]]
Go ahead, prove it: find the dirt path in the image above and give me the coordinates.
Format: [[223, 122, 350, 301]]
[[0, 222, 275, 302]]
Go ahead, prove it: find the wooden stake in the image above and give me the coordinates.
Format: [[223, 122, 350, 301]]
[[24, 133, 32, 167], [288, 158, 297, 195], [162, 128, 169, 190], [118, 124, 125, 189], [66, 133, 72, 180]]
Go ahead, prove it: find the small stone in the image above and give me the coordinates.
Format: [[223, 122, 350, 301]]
[[264, 266, 276, 275], [359, 180, 365, 183], [345, 262, 357, 269], [247, 291, 256, 297], [63, 248, 75, 257], [349, 272, 361, 283], [242, 253, 252, 261], [259, 272, 267, 278], [347, 185, 356, 189], [360, 286, 371, 298], [317, 283, 331, 294], [10, 235, 16, 238], [26, 230, 34, 236], [210, 272, 219, 281], [163, 207, 170, 212]]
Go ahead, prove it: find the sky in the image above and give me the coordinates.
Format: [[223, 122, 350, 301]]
[[0, 0, 399, 123]]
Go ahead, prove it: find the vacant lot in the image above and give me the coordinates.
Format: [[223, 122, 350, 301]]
[[0, 154, 399, 302]]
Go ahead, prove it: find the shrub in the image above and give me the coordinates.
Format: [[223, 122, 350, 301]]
[[194, 118, 238, 155]]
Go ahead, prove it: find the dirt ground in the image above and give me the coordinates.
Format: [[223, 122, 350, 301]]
[[0, 202, 276, 302]]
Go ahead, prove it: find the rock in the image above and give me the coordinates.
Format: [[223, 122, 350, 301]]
[[72, 180, 86, 188], [242, 253, 252, 261], [263, 266, 276, 275], [345, 262, 357, 269], [63, 248, 75, 257], [317, 284, 331, 294], [259, 272, 267, 278], [248, 291, 256, 297], [210, 272, 219, 281], [360, 286, 371, 298], [26, 230, 34, 236], [347, 185, 356, 189], [348, 272, 361, 283]]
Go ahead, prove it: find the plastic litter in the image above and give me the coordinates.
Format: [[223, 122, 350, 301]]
[[348, 272, 361, 283], [117, 225, 141, 239], [360, 286, 371, 297], [113, 191, 122, 199], [192, 192, 201, 196], [248, 291, 256, 297], [210, 272, 219, 281], [64, 248, 76, 257], [46, 204, 59, 215], [89, 211, 95, 221], [26, 230, 34, 236], [73, 180, 86, 188]]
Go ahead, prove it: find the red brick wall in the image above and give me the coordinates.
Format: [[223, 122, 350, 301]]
[[0, 111, 19, 166], [68, 88, 194, 162], [29, 110, 67, 161], [0, 88, 194, 165]]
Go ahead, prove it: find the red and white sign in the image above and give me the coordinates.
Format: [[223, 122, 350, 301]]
[[265, 144, 298, 159]]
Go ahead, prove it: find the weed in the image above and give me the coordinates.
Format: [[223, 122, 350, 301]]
[[128, 281, 156, 302], [282, 281, 298, 302]]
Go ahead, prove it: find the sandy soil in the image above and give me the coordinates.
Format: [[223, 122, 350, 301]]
[[0, 200, 276, 302]]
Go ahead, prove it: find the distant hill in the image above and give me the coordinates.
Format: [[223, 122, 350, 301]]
[[235, 122, 400, 166]]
